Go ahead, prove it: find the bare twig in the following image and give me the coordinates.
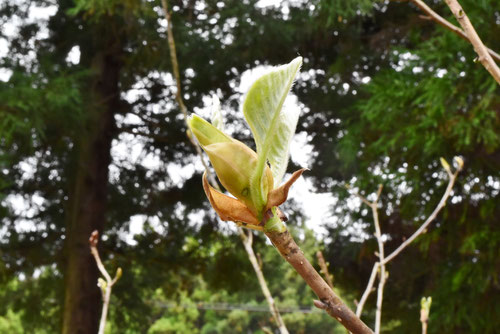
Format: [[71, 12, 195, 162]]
[[316, 250, 334, 289], [351, 158, 462, 331], [89, 231, 122, 334], [266, 230, 373, 334], [355, 263, 379, 317], [240, 230, 289, 334], [420, 296, 432, 334], [161, 3, 289, 333], [383, 161, 461, 264], [402, 0, 500, 65], [442, 0, 500, 83], [161, 0, 218, 187]]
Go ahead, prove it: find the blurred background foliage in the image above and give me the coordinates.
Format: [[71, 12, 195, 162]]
[[0, 0, 499, 332]]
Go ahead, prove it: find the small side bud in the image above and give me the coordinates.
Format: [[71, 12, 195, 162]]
[[453, 156, 464, 170], [440, 157, 451, 174], [98, 278, 107, 293], [115, 267, 123, 281], [89, 230, 99, 247]]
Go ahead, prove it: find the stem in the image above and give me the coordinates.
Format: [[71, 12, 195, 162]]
[[266, 230, 373, 334], [370, 197, 385, 334], [240, 230, 289, 334], [443, 0, 500, 83], [161, 0, 219, 187], [421, 319, 428, 334], [89, 231, 121, 334], [98, 285, 112, 334], [383, 169, 459, 265], [356, 262, 379, 317], [352, 160, 461, 326], [406, 0, 500, 62]]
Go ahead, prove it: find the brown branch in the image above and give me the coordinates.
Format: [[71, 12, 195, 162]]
[[405, 0, 500, 63], [316, 250, 334, 289], [266, 230, 373, 334], [89, 231, 122, 334], [442, 0, 500, 83]]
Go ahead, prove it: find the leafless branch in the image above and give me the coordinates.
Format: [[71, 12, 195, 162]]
[[161, 0, 219, 187], [89, 231, 122, 334], [351, 158, 462, 332], [240, 230, 290, 334], [355, 262, 379, 317], [442, 0, 500, 83], [267, 230, 374, 334], [403, 0, 500, 63]]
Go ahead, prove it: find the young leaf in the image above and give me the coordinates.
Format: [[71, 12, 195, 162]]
[[243, 57, 302, 207], [210, 95, 224, 131]]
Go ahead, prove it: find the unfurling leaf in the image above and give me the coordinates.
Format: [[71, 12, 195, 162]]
[[210, 95, 224, 131], [243, 57, 302, 211]]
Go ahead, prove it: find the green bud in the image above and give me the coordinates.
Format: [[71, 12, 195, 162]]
[[188, 114, 273, 216], [187, 114, 231, 146]]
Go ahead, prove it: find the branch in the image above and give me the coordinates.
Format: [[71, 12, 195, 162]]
[[316, 250, 334, 289], [350, 185, 386, 333], [161, 0, 219, 187], [383, 162, 461, 264], [351, 158, 462, 332], [404, 0, 500, 66], [355, 263, 379, 317], [89, 231, 122, 334], [240, 230, 290, 334], [266, 230, 373, 334], [442, 0, 500, 83]]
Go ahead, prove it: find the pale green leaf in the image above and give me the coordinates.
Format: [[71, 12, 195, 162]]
[[210, 95, 224, 132], [243, 57, 302, 208]]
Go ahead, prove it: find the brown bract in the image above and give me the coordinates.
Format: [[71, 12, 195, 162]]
[[202, 168, 307, 228], [203, 172, 260, 226], [266, 168, 307, 211]]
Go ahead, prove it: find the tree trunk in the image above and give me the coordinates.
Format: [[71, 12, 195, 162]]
[[62, 47, 121, 334]]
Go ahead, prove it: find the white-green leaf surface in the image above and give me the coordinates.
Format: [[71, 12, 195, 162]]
[[243, 57, 302, 189], [210, 95, 224, 132]]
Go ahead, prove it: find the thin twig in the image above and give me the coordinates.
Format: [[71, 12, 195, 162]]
[[240, 230, 289, 334], [402, 0, 500, 64], [442, 0, 500, 83], [161, 0, 218, 187], [383, 166, 460, 264], [266, 230, 374, 334], [351, 158, 462, 328], [350, 185, 386, 333], [355, 263, 379, 317], [161, 3, 289, 333], [89, 231, 122, 334], [316, 250, 334, 289]]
